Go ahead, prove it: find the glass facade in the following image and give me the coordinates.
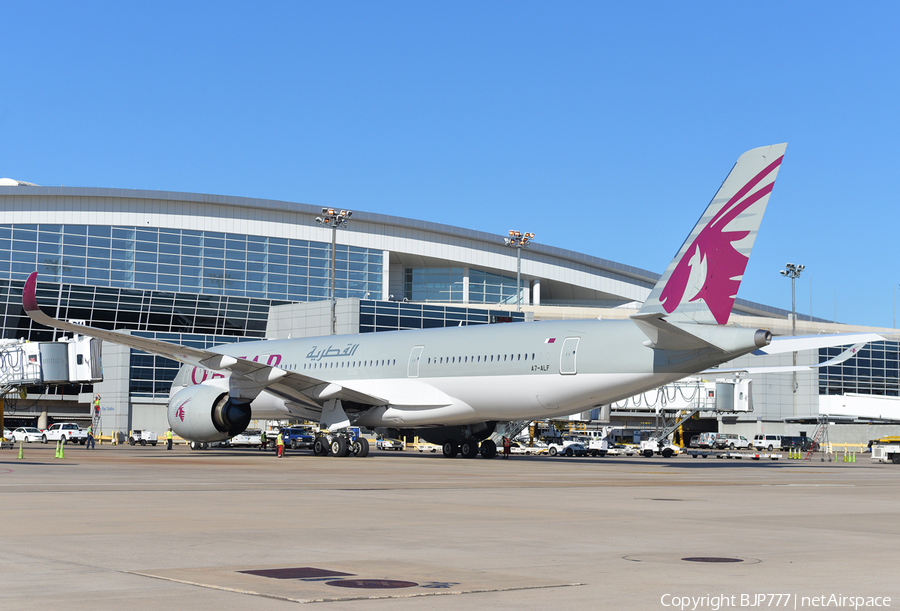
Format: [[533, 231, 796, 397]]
[[404, 268, 464, 302], [403, 267, 520, 304], [469, 269, 519, 304], [0, 224, 383, 301], [819, 342, 900, 396], [359, 301, 523, 334], [0, 222, 386, 400]]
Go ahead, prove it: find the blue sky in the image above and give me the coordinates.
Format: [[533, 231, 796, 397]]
[[2, 1, 898, 328]]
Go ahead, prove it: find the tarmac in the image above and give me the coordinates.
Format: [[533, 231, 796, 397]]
[[1, 443, 897, 610]]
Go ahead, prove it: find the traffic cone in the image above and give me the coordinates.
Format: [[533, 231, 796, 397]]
[[60, 440, 65, 459], [851, 451, 856, 463], [55, 440, 60, 459], [17, 441, 24, 459]]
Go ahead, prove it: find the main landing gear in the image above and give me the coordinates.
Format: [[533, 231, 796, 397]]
[[313, 431, 370, 458], [441, 438, 496, 459]]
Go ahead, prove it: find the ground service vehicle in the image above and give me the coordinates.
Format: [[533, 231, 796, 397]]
[[640, 438, 680, 458], [42, 423, 88, 444], [128, 430, 158, 446], [871, 437, 900, 464]]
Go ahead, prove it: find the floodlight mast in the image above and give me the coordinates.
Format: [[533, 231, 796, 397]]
[[780, 262, 805, 415], [316, 208, 352, 335], [504, 231, 534, 312]]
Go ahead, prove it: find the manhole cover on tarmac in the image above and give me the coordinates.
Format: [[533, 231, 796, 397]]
[[327, 579, 418, 589], [682, 557, 744, 563]]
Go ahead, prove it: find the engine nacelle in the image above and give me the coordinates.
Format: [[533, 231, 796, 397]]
[[167, 384, 252, 442]]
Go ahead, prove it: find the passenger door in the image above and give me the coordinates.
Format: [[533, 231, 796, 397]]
[[559, 337, 580, 375]]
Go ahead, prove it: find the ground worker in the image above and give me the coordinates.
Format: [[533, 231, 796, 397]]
[[165, 428, 173, 450], [276, 430, 284, 458], [502, 436, 511, 459], [86, 424, 95, 450], [260, 429, 268, 451]]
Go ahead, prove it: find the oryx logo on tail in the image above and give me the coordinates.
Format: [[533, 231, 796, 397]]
[[639, 144, 787, 325]]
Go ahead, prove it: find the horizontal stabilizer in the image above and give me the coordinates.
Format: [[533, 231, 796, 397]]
[[752, 333, 884, 356], [708, 342, 869, 375]]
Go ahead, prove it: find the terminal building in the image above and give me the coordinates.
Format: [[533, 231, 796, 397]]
[[1, 179, 898, 443]]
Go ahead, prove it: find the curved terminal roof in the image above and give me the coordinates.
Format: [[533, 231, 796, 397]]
[[0, 184, 796, 320]]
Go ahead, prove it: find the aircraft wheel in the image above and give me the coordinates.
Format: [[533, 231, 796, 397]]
[[352, 438, 370, 457], [461, 440, 479, 458], [313, 437, 329, 456], [331, 437, 349, 457], [480, 439, 497, 459], [442, 440, 459, 458]]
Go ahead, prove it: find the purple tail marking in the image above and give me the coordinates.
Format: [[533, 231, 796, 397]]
[[659, 155, 784, 324]]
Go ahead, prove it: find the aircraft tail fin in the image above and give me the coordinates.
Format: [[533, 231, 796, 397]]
[[637, 143, 787, 324]]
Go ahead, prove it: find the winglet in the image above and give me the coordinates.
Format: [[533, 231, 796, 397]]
[[638, 144, 787, 324], [24, 271, 40, 313]]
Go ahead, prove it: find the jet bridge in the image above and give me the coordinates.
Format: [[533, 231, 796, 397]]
[[0, 336, 102, 387]]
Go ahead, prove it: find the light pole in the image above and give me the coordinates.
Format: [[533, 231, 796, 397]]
[[780, 263, 804, 415], [504, 231, 534, 312], [316, 208, 352, 335], [780, 263, 804, 336]]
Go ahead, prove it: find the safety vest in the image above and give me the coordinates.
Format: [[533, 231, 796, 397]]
[[165, 430, 173, 440], [88, 426, 93, 435], [277, 433, 284, 446]]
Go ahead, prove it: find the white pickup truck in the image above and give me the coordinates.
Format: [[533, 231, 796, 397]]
[[42, 423, 88, 445]]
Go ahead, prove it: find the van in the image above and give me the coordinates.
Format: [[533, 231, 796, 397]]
[[697, 432, 718, 449], [753, 434, 782, 451]]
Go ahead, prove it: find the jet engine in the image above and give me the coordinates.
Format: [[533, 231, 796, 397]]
[[167, 384, 252, 442]]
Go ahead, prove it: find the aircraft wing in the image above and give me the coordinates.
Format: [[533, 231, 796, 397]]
[[22, 271, 387, 407]]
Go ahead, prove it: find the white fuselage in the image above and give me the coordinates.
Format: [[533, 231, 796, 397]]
[[172, 318, 764, 429]]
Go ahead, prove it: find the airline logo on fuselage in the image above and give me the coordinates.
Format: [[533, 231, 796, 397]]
[[188, 353, 283, 385], [659, 155, 783, 324], [306, 343, 360, 361]]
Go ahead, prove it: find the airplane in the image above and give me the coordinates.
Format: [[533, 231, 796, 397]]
[[21, 143, 882, 458]]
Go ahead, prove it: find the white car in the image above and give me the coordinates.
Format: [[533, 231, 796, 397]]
[[12, 427, 43, 443], [377, 437, 404, 450], [229, 430, 262, 447], [506, 441, 548, 455], [417, 442, 440, 453], [548, 438, 587, 457]]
